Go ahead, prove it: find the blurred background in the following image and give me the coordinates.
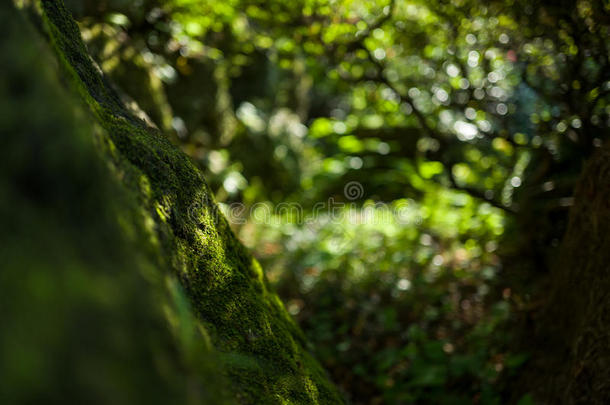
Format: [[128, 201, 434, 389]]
[[14, 0, 610, 403]]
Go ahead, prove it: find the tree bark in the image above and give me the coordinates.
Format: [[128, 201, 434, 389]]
[[514, 145, 610, 404], [1, 1, 342, 403]]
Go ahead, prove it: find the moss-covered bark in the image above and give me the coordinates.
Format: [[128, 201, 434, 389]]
[[2, 1, 342, 403], [2, 3, 228, 404]]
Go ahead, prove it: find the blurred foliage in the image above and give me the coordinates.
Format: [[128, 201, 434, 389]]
[[40, 0, 610, 403], [242, 193, 514, 404]]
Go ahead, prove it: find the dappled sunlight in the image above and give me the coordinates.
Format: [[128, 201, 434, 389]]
[[5, 0, 610, 403]]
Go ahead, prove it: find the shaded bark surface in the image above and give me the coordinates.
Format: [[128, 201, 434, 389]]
[[515, 145, 610, 404]]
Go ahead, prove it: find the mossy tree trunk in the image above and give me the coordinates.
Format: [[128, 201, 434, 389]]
[[1, 1, 342, 403]]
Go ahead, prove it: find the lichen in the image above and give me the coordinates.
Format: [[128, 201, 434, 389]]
[[34, 1, 343, 403]]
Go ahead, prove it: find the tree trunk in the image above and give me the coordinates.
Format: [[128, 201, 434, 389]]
[[515, 145, 610, 404], [1, 1, 342, 403]]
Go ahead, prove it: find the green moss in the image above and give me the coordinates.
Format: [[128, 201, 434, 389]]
[[34, 1, 343, 403], [1, 3, 228, 402]]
